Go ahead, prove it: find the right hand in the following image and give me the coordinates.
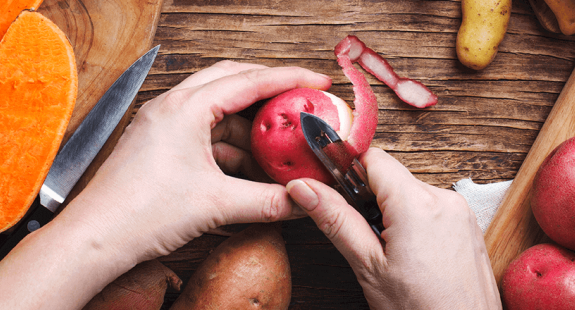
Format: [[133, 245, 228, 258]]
[[286, 147, 502, 309]]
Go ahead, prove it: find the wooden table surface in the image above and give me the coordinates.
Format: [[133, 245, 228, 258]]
[[129, 0, 575, 308]]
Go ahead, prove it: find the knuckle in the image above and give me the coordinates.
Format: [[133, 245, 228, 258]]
[[213, 59, 239, 70], [355, 253, 387, 282], [161, 89, 187, 112], [220, 116, 233, 142], [413, 184, 440, 207], [446, 190, 471, 213], [260, 189, 284, 222], [319, 211, 345, 240], [238, 67, 262, 84], [438, 189, 477, 223]]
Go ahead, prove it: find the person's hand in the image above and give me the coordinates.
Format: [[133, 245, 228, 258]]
[[286, 147, 502, 309], [0, 61, 332, 310], [60, 61, 332, 261]]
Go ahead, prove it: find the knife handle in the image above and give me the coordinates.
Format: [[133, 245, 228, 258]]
[[362, 197, 385, 236], [339, 159, 385, 237], [0, 197, 54, 260]]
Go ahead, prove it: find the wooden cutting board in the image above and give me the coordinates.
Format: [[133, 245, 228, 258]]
[[36, 0, 163, 206], [484, 66, 575, 287]]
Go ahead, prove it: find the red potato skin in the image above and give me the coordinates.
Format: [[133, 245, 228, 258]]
[[334, 54, 378, 154], [501, 243, 575, 310], [335, 35, 438, 109], [251, 40, 381, 185], [251, 88, 343, 185], [83, 259, 182, 310], [323, 140, 356, 174], [169, 223, 291, 310], [531, 136, 575, 250], [252, 35, 436, 186]]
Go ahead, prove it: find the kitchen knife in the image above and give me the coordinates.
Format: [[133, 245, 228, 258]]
[[0, 45, 160, 259], [300, 112, 384, 237]]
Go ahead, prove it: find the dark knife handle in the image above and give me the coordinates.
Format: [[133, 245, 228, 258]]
[[360, 196, 385, 237], [339, 159, 385, 238], [0, 197, 53, 260]]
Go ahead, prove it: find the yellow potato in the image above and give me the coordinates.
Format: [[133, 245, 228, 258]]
[[456, 0, 512, 70]]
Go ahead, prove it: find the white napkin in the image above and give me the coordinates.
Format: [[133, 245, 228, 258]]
[[453, 178, 513, 233]]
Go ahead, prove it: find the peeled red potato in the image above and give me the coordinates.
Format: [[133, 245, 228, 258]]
[[169, 223, 291, 310], [251, 88, 355, 185], [531, 136, 575, 251], [251, 35, 437, 185]]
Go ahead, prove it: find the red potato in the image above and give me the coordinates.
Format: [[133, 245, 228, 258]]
[[83, 259, 182, 310], [169, 223, 291, 310], [531, 136, 575, 250], [501, 243, 575, 310], [251, 88, 355, 185], [251, 35, 438, 185]]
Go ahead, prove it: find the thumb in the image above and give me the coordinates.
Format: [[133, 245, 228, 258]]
[[286, 179, 385, 268]]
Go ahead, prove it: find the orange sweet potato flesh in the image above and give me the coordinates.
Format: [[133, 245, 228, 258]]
[[0, 0, 44, 39], [170, 223, 292, 310], [0, 11, 77, 232], [83, 259, 182, 310]]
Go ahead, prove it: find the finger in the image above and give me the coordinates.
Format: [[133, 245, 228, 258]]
[[286, 178, 386, 269], [172, 61, 269, 91], [212, 142, 273, 183], [359, 148, 422, 226], [139, 62, 271, 111], [216, 178, 308, 224], [211, 114, 252, 151], [190, 66, 332, 123]]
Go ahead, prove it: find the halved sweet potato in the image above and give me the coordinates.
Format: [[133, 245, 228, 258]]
[[0, 0, 44, 39], [0, 11, 77, 232]]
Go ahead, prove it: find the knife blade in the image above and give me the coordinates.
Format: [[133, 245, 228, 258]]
[[300, 112, 384, 237], [0, 45, 160, 259]]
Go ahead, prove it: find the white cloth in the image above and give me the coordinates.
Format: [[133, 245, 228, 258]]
[[452, 178, 513, 233]]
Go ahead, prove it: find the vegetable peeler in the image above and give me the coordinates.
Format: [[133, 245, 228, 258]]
[[300, 112, 384, 237]]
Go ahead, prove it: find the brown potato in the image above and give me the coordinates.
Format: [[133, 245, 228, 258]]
[[544, 0, 575, 35], [170, 223, 291, 310], [83, 259, 182, 310]]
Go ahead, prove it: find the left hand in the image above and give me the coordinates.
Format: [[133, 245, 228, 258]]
[[0, 61, 331, 310], [61, 60, 332, 262]]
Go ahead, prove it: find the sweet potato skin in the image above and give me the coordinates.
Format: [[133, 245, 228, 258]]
[[83, 259, 182, 310], [544, 0, 575, 35], [170, 223, 291, 310]]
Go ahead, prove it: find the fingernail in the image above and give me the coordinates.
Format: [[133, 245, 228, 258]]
[[286, 180, 318, 211]]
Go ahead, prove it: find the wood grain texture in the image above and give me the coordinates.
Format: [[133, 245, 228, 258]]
[[485, 67, 575, 287], [37, 0, 164, 206], [19, 0, 569, 308], [138, 0, 575, 308], [131, 0, 575, 308]]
